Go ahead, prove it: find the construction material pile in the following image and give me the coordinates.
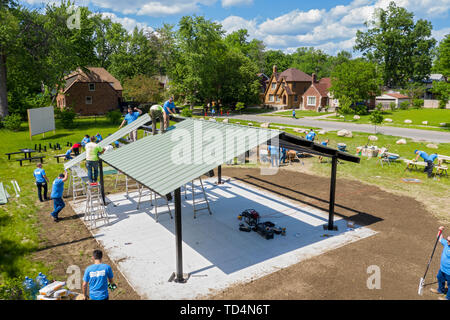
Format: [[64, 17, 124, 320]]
[[37, 281, 81, 300]]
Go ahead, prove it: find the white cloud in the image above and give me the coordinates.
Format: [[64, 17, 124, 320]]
[[432, 27, 450, 42], [99, 12, 154, 33], [222, 0, 253, 8], [259, 9, 325, 35]]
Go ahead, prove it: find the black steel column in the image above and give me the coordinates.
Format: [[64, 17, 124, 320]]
[[99, 160, 106, 205], [174, 188, 185, 283], [328, 156, 338, 230], [218, 165, 222, 184]]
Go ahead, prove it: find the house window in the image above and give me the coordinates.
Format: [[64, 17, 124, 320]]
[[307, 96, 316, 106], [89, 83, 95, 91], [294, 95, 298, 102], [86, 96, 93, 105], [271, 82, 276, 90], [276, 95, 280, 102], [269, 94, 274, 102], [293, 82, 296, 89]]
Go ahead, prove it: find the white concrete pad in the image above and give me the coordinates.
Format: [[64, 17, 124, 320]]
[[69, 177, 377, 300]]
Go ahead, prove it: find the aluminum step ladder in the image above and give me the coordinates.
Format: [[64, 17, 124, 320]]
[[66, 165, 87, 200], [136, 184, 173, 222], [114, 172, 139, 198], [84, 183, 109, 229], [190, 177, 212, 219]]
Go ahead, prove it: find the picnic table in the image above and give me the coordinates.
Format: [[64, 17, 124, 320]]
[[20, 149, 37, 159]]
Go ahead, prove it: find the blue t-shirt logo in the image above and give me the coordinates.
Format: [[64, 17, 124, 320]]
[[83, 264, 113, 300], [34, 169, 46, 183]]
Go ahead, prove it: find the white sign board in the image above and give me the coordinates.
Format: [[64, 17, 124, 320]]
[[27, 106, 56, 138]]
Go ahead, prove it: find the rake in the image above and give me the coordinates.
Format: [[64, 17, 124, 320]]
[[418, 229, 443, 295]]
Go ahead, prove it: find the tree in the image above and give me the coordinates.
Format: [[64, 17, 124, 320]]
[[329, 59, 382, 108], [369, 108, 384, 133], [290, 47, 332, 79], [401, 82, 427, 100], [431, 81, 450, 109], [123, 75, 163, 104], [354, 1, 436, 87], [336, 96, 353, 122], [433, 34, 450, 78], [262, 50, 292, 77]]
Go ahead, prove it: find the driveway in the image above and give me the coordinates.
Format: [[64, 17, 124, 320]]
[[229, 114, 450, 143]]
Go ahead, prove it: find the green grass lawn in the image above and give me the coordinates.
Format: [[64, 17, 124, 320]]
[[327, 109, 450, 132]]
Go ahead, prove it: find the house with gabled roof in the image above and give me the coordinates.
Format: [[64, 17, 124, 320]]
[[56, 67, 123, 115], [263, 66, 312, 109], [302, 75, 334, 111]]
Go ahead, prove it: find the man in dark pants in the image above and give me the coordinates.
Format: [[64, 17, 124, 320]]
[[50, 171, 68, 222], [414, 150, 438, 178], [430, 226, 450, 300], [33, 163, 49, 202], [82, 250, 115, 300]]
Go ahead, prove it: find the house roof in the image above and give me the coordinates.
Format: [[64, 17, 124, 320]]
[[385, 93, 410, 99], [63, 67, 123, 92], [279, 68, 312, 82], [313, 78, 332, 97]]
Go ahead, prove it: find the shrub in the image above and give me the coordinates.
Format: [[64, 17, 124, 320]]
[[2, 114, 22, 131], [106, 110, 122, 125], [180, 107, 193, 117], [57, 108, 77, 128], [412, 99, 424, 109], [399, 101, 410, 110], [389, 102, 396, 112], [438, 99, 447, 109], [0, 277, 28, 300], [235, 102, 245, 113], [353, 104, 368, 115]]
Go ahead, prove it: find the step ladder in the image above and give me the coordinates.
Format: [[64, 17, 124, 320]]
[[66, 165, 87, 200], [190, 177, 212, 219], [136, 184, 173, 222], [84, 183, 109, 229], [114, 172, 139, 198]]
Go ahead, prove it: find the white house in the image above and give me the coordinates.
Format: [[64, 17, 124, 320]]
[[375, 92, 411, 109]]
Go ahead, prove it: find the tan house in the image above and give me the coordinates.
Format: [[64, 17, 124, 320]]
[[302, 76, 333, 111], [375, 92, 411, 109], [56, 67, 123, 115], [263, 66, 312, 109]]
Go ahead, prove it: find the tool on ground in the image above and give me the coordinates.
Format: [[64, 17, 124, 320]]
[[238, 209, 286, 239], [11, 180, 20, 197], [418, 229, 443, 295]]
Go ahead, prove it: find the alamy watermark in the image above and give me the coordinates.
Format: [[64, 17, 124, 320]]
[[366, 265, 381, 290], [66, 6, 81, 30]]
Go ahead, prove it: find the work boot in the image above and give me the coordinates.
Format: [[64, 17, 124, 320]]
[[438, 296, 449, 300], [430, 288, 446, 295]]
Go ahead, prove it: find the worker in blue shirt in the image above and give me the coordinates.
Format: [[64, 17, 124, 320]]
[[280, 147, 287, 164], [268, 145, 280, 167], [305, 129, 316, 142], [119, 106, 142, 142], [163, 97, 177, 130], [318, 139, 330, 163], [292, 109, 296, 119], [50, 171, 68, 222], [33, 163, 49, 202], [95, 133, 103, 143], [414, 150, 438, 178], [81, 135, 90, 148], [82, 250, 115, 300], [430, 226, 450, 300]]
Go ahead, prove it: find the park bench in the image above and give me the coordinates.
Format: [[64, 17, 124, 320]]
[[5, 151, 25, 160], [54, 154, 67, 163], [16, 156, 45, 167]]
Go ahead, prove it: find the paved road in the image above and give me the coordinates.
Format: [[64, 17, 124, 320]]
[[229, 114, 450, 143]]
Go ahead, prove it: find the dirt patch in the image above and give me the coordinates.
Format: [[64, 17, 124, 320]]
[[208, 167, 449, 300], [30, 199, 141, 300]]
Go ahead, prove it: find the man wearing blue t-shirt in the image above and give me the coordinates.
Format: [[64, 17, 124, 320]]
[[33, 163, 49, 202], [50, 171, 68, 222], [305, 129, 317, 142], [119, 106, 143, 142], [430, 226, 450, 300], [163, 97, 177, 130], [81, 135, 90, 148], [83, 250, 115, 301], [414, 150, 438, 178]]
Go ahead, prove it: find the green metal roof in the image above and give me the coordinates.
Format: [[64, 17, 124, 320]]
[[100, 118, 281, 196], [64, 113, 151, 170]]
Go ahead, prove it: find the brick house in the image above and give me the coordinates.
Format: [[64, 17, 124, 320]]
[[263, 66, 312, 109], [56, 67, 123, 115], [302, 75, 333, 111]]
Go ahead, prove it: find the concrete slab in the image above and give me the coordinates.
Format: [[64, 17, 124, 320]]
[[69, 177, 377, 299]]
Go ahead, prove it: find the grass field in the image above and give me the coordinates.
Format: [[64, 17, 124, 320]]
[[263, 110, 332, 118], [1, 115, 449, 298], [327, 109, 450, 132]]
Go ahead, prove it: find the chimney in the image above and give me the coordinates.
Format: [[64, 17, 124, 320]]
[[312, 73, 316, 83], [273, 65, 277, 74]]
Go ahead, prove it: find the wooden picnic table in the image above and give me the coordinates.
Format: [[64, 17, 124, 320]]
[[19, 149, 37, 159], [403, 159, 448, 177]]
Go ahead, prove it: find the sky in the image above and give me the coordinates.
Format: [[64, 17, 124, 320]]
[[21, 0, 450, 56]]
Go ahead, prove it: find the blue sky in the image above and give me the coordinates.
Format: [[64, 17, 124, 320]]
[[22, 0, 450, 55]]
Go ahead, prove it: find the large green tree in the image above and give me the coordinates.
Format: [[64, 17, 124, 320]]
[[433, 34, 450, 78], [354, 1, 436, 87], [329, 59, 382, 107]]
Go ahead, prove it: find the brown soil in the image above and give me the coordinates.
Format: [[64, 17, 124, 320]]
[[30, 199, 141, 300], [30, 166, 448, 300]]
